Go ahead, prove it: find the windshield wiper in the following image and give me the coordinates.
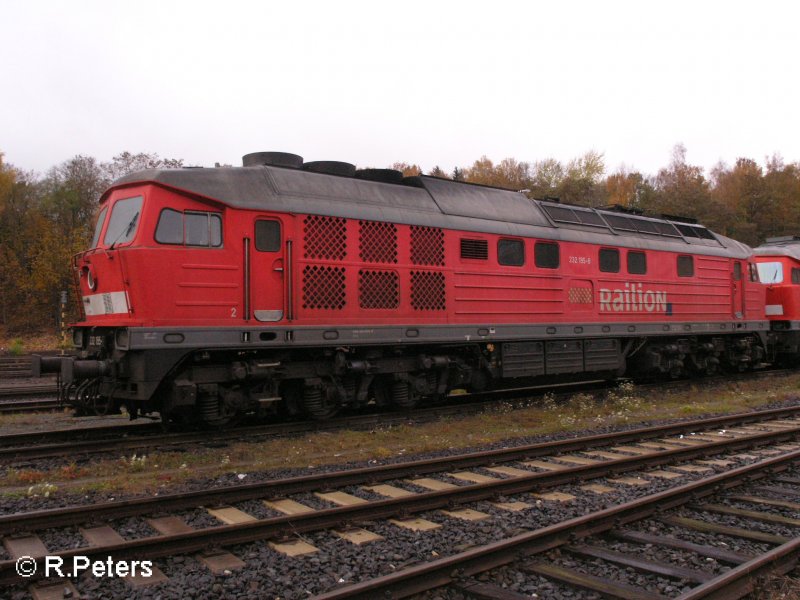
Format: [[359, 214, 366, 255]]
[[109, 213, 139, 251]]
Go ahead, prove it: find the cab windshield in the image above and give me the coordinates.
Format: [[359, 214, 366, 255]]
[[757, 261, 784, 284], [103, 196, 143, 247], [90, 206, 108, 248]]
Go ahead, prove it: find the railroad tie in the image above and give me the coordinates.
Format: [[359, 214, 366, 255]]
[[520, 460, 570, 471], [484, 465, 535, 478], [2, 535, 80, 600], [263, 498, 316, 514], [389, 517, 441, 531], [532, 492, 576, 503], [259, 500, 322, 553], [489, 501, 532, 511], [670, 464, 714, 474], [405, 477, 458, 491], [80, 526, 168, 587], [147, 516, 246, 575], [361, 484, 416, 498], [579, 483, 615, 494], [524, 562, 667, 600], [312, 493, 385, 545], [607, 476, 650, 486], [440, 508, 490, 521], [314, 491, 369, 506], [447, 471, 499, 484], [206, 506, 258, 525], [583, 450, 634, 460]]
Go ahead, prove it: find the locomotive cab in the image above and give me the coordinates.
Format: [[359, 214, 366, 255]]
[[754, 236, 800, 360]]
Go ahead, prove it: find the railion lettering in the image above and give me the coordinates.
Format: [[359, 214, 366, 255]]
[[599, 282, 668, 313]]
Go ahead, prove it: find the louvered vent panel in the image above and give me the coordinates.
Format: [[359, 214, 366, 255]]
[[359, 270, 399, 309], [303, 215, 347, 260], [302, 265, 346, 310], [411, 226, 445, 266], [460, 239, 488, 260], [411, 271, 446, 311], [359, 221, 397, 263]]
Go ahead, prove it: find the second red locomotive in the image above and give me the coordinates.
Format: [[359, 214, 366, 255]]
[[38, 152, 769, 425]]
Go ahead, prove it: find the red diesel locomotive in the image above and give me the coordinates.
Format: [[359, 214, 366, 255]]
[[37, 152, 769, 425], [754, 237, 800, 361]]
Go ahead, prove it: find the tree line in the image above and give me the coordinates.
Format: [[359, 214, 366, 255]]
[[2, 145, 800, 333]]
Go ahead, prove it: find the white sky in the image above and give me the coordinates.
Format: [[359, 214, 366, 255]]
[[2, 0, 799, 177]]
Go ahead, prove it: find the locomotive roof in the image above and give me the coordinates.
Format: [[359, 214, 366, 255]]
[[110, 165, 752, 259], [754, 237, 800, 261]]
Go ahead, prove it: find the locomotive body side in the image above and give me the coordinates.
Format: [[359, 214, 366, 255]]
[[40, 160, 769, 424]]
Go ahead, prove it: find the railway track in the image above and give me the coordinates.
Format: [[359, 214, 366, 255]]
[[2, 369, 797, 464], [318, 449, 800, 600], [0, 398, 60, 414], [2, 408, 800, 596]]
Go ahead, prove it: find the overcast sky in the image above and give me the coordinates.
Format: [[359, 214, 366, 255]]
[[2, 0, 798, 178]]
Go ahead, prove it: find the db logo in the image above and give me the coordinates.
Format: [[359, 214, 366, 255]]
[[16, 556, 37, 577]]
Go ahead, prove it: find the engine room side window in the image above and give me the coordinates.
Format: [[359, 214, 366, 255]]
[[599, 248, 620, 273], [793, 268, 800, 284], [498, 238, 524, 266], [534, 241, 559, 269], [255, 220, 281, 252], [627, 251, 647, 275], [90, 207, 108, 249], [677, 255, 694, 277], [104, 196, 143, 246]]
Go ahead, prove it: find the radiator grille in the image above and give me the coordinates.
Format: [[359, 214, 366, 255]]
[[411, 226, 445, 266], [411, 271, 446, 310], [303, 215, 347, 260], [359, 270, 399, 309], [359, 221, 398, 263], [302, 265, 346, 310]]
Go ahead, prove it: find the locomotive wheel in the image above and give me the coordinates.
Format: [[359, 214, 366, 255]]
[[302, 386, 339, 420]]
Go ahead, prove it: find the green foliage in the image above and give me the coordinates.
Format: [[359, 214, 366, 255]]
[[8, 338, 24, 355], [0, 150, 182, 333]]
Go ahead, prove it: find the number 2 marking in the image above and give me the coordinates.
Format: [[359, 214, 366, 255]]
[[231, 307, 237, 318]]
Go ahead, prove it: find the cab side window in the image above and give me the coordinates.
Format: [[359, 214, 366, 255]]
[[155, 209, 223, 247]]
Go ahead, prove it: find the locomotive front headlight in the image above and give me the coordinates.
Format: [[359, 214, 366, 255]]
[[72, 328, 84, 348], [87, 268, 97, 291]]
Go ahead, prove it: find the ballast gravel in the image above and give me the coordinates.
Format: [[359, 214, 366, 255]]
[[1, 399, 798, 598]]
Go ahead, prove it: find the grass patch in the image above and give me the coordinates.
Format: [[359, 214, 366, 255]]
[[2, 373, 799, 497], [0, 326, 61, 354]]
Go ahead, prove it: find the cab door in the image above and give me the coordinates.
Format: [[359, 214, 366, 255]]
[[250, 218, 285, 322], [732, 260, 745, 319]]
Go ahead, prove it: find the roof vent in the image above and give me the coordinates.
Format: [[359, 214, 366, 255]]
[[765, 236, 800, 244], [242, 152, 304, 169], [354, 168, 404, 184], [303, 161, 356, 177]]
